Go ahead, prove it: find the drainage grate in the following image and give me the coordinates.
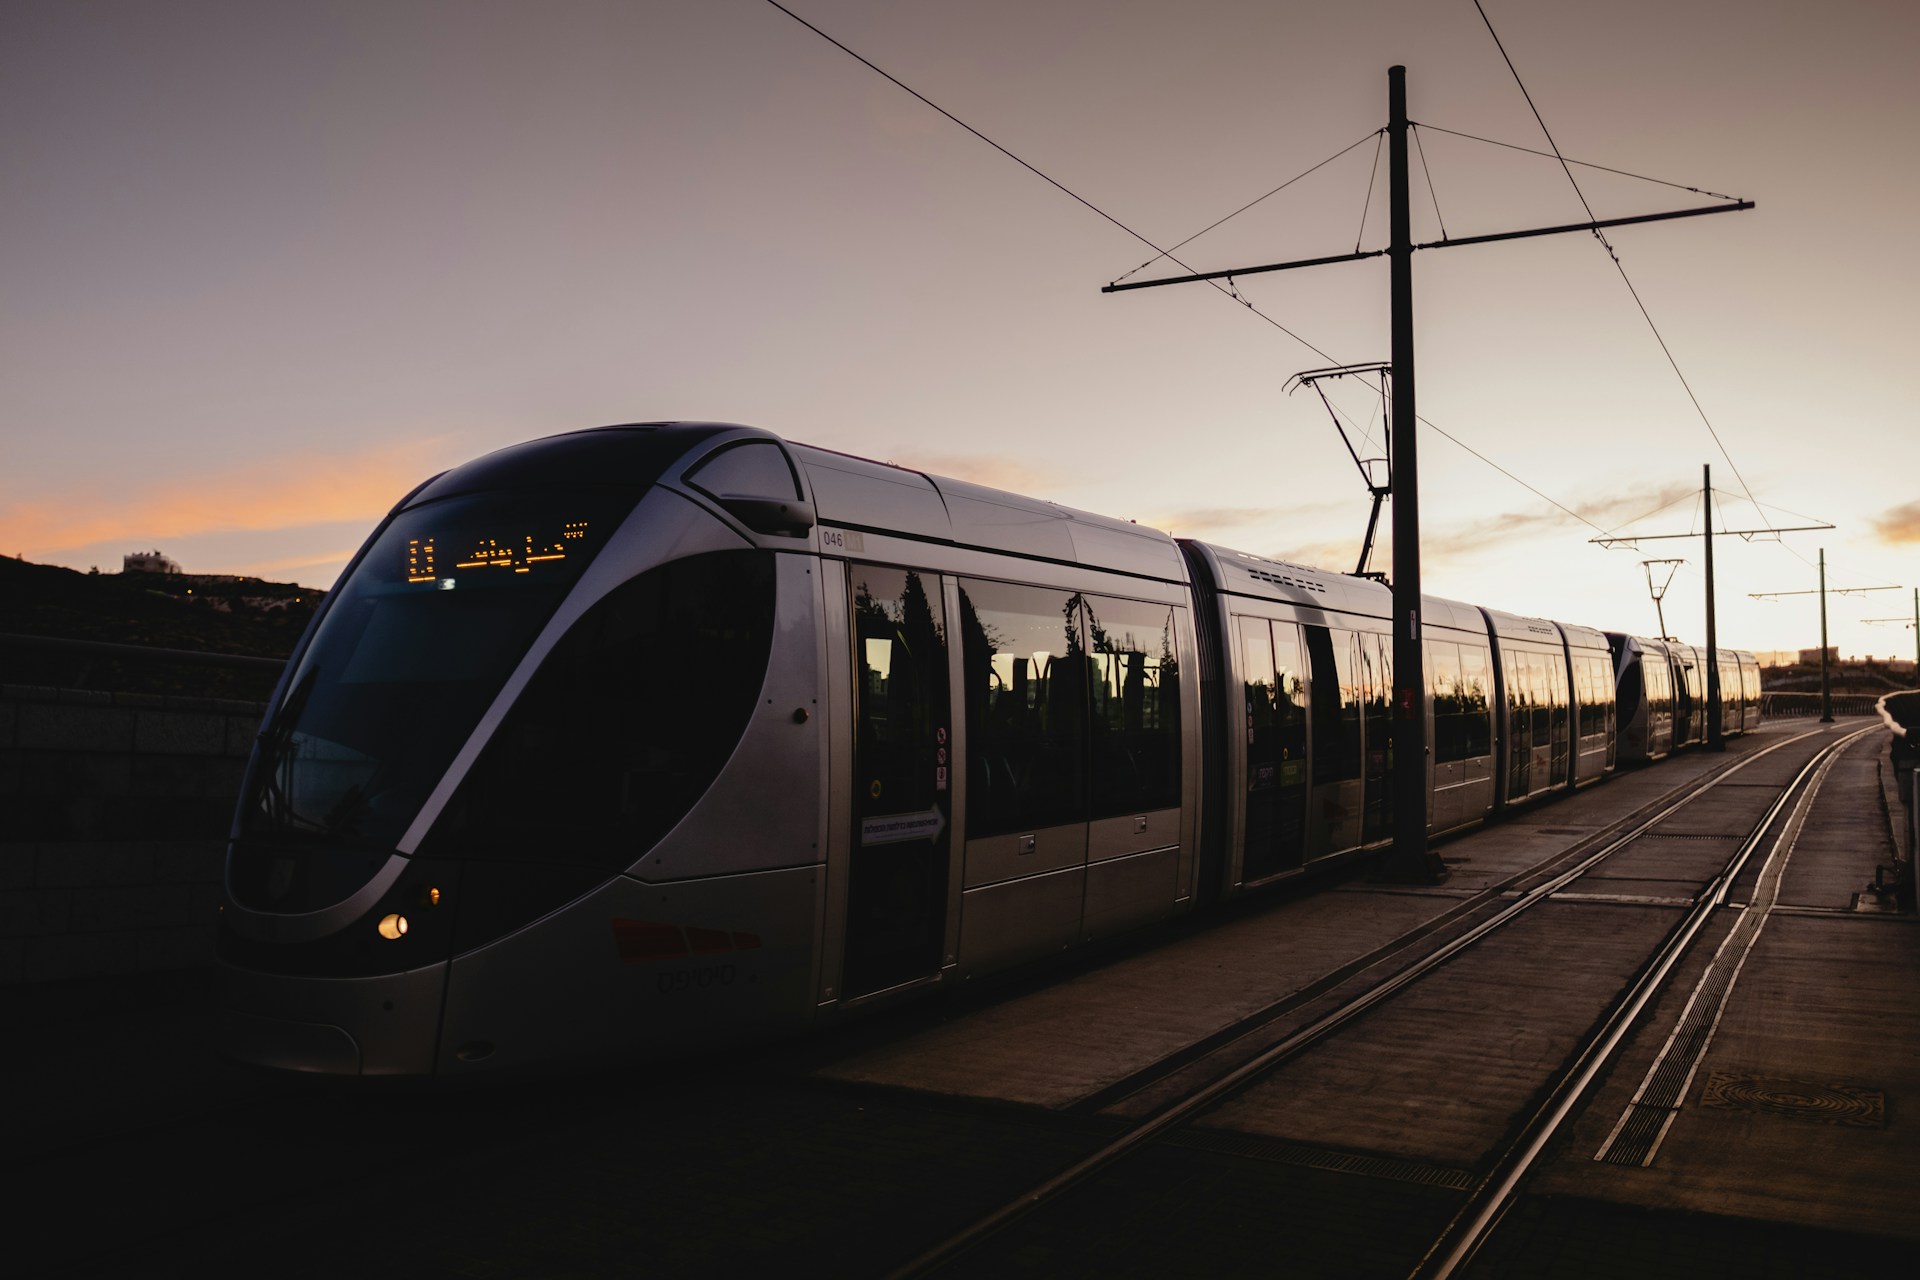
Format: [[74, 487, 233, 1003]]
[[1536, 827, 1589, 835], [1641, 831, 1738, 841], [1164, 1129, 1475, 1190], [1596, 931, 1746, 1167], [1595, 1103, 1673, 1168], [1699, 1073, 1886, 1127]]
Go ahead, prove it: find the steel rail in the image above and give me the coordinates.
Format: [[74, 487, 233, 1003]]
[[1412, 723, 1880, 1279], [1077, 727, 1830, 1117], [883, 727, 1832, 1279]]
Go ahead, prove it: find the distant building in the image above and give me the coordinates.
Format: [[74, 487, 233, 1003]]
[[123, 550, 181, 575], [1797, 646, 1838, 665]]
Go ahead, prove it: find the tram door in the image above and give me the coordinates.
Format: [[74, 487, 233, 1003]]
[[843, 565, 952, 998], [1239, 616, 1308, 881], [1360, 633, 1393, 844], [1505, 650, 1535, 801], [1305, 625, 1364, 857]]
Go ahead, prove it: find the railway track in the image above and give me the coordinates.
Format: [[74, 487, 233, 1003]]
[[20, 722, 1900, 1279], [878, 722, 1878, 1278]]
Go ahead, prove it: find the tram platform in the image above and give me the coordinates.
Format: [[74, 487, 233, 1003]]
[[6, 720, 1916, 1278], [816, 721, 1919, 1274]]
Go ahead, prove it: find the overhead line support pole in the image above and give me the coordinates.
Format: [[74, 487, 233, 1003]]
[[1819, 549, 1833, 723], [1704, 464, 1722, 751], [1102, 66, 1755, 886], [1387, 66, 1442, 882]]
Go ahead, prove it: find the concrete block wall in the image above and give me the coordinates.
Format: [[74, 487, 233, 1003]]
[[0, 684, 265, 985]]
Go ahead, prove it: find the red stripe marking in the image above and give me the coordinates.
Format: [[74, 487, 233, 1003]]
[[684, 926, 733, 955], [611, 919, 687, 961]]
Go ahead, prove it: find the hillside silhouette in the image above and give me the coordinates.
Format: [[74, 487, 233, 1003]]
[[0, 556, 321, 699]]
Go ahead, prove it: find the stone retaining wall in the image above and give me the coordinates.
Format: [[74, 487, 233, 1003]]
[[0, 684, 263, 985]]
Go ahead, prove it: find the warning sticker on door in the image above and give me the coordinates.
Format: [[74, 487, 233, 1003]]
[[860, 808, 947, 846]]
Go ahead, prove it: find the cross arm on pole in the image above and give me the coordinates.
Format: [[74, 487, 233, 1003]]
[[1102, 201, 1752, 295], [1591, 522, 1831, 547], [1749, 585, 1902, 599], [1412, 201, 1752, 252]]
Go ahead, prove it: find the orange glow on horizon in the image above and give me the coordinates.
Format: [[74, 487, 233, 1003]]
[[0, 437, 457, 563]]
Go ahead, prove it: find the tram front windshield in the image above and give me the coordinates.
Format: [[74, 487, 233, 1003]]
[[242, 489, 632, 856]]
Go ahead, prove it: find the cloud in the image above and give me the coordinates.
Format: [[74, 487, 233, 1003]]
[[1144, 499, 1357, 540], [0, 437, 455, 562], [1420, 480, 1702, 563], [1872, 500, 1920, 545], [1269, 537, 1370, 571]]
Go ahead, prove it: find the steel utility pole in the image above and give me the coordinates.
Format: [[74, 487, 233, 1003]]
[[1751, 562, 1899, 722], [1819, 549, 1832, 722], [1597, 470, 1829, 740], [1108, 68, 1752, 884], [1862, 588, 1920, 677], [1704, 465, 1721, 749], [1385, 67, 1431, 880]]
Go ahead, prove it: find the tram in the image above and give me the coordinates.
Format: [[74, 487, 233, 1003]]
[[218, 423, 1756, 1076]]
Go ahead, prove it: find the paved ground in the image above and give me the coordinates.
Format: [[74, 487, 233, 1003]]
[[8, 723, 1915, 1278]]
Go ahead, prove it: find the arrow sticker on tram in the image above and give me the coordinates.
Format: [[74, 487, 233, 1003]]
[[860, 807, 947, 846]]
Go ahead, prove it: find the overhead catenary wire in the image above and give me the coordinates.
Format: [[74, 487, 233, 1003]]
[[1408, 122, 1744, 203], [1597, 484, 1703, 541], [1317, 369, 1610, 535], [1470, 0, 1767, 530], [1110, 131, 1383, 286], [765, 0, 1615, 539]]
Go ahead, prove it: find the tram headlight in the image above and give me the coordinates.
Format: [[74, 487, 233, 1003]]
[[377, 913, 409, 940]]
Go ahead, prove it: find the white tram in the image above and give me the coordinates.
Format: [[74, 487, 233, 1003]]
[[218, 424, 1751, 1076]]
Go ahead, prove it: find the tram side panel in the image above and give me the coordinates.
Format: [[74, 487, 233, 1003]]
[[799, 533, 1201, 994], [1423, 598, 1498, 833], [1178, 547, 1504, 892], [1482, 608, 1575, 806], [1739, 652, 1762, 732], [434, 546, 830, 1075], [1561, 622, 1617, 787]]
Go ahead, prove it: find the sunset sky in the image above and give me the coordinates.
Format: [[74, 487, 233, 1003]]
[[3, 1, 1915, 660]]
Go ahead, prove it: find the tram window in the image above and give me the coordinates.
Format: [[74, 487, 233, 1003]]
[[1505, 649, 1532, 796], [853, 567, 949, 826], [1272, 624, 1308, 770], [1530, 653, 1553, 743], [1243, 617, 1277, 764], [1428, 641, 1463, 763], [1241, 616, 1279, 873], [960, 580, 1089, 837], [1086, 595, 1182, 817], [1547, 654, 1571, 780], [1459, 647, 1492, 757], [1306, 625, 1362, 785], [238, 488, 633, 856], [424, 550, 777, 866], [1573, 658, 1592, 738], [685, 440, 801, 500], [1361, 632, 1393, 842], [1583, 656, 1611, 737], [1617, 656, 1643, 720]]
